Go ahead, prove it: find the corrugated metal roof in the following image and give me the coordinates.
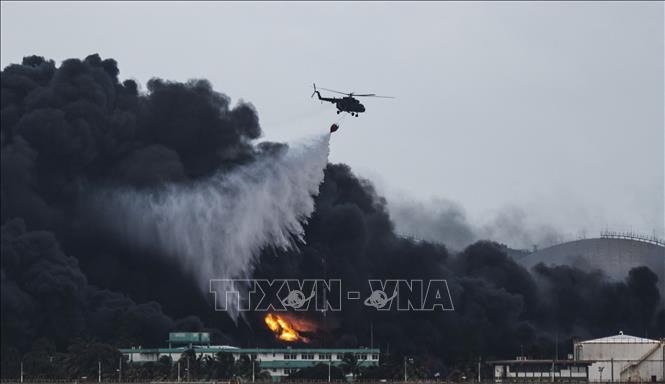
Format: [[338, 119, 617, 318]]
[[579, 333, 659, 344]]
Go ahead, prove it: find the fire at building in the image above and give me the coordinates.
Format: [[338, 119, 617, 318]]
[[264, 313, 316, 343], [120, 332, 379, 381]]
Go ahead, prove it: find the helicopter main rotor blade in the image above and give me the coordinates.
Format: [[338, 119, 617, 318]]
[[319, 87, 351, 95], [355, 94, 395, 98], [317, 86, 395, 98]]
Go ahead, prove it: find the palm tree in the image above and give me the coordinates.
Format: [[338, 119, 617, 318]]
[[342, 353, 359, 377], [235, 354, 254, 380], [61, 338, 121, 380], [211, 351, 235, 379]]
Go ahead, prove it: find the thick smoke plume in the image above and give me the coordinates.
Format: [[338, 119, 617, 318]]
[[97, 134, 330, 319], [253, 165, 664, 374], [1, 53, 270, 350], [1, 55, 663, 379]]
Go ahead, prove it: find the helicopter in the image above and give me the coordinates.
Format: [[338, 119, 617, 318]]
[[311, 83, 394, 116]]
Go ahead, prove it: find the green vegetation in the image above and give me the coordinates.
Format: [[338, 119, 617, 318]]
[[2, 339, 473, 381]]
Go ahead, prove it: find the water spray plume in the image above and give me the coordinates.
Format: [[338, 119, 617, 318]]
[[98, 133, 331, 321]]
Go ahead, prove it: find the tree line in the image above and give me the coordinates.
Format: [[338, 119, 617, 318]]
[[1, 338, 479, 382]]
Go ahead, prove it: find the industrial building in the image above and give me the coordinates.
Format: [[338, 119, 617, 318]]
[[489, 358, 594, 382], [119, 332, 380, 380], [490, 332, 664, 383], [574, 332, 664, 382]]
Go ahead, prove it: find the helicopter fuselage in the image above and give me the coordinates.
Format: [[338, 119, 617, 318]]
[[314, 91, 365, 115], [336, 96, 366, 113]]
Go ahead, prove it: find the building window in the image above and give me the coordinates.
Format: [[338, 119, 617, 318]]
[[571, 366, 584, 374], [319, 353, 331, 360], [302, 353, 314, 360], [284, 353, 298, 360], [372, 354, 379, 360], [336, 354, 344, 360], [356, 354, 367, 360]]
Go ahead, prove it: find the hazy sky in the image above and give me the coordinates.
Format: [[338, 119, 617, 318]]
[[2, 1, 663, 241]]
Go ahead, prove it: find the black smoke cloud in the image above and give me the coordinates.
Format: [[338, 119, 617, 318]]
[[253, 165, 664, 370], [1, 54, 257, 350], [1, 218, 182, 350], [2, 55, 261, 229], [1, 55, 663, 375]]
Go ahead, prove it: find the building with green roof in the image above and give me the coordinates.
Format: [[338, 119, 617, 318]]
[[119, 333, 380, 381]]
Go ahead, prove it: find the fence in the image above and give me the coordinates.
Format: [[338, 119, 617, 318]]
[[1, 380, 664, 384]]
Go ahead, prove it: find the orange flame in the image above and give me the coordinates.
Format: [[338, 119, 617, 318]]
[[264, 313, 314, 343]]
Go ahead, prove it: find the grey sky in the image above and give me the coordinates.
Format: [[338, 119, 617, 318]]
[[2, 1, 663, 244]]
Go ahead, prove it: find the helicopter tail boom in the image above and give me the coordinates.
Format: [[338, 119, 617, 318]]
[[312, 83, 337, 103]]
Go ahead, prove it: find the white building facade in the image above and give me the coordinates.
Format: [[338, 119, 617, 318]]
[[574, 332, 664, 382], [120, 346, 380, 380]]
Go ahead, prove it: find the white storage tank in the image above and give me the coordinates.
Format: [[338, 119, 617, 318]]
[[574, 332, 664, 382]]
